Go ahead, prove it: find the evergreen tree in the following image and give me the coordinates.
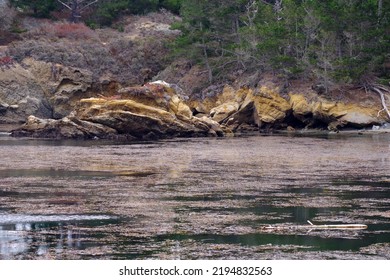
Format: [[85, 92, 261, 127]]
[[93, 0, 183, 26], [9, 0, 56, 17], [175, 0, 389, 87]]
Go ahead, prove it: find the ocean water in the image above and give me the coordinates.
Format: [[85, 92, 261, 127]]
[[0, 133, 389, 259]]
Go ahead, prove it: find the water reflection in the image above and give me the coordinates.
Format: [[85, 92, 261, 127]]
[[0, 222, 79, 259], [0, 134, 390, 259], [0, 215, 117, 259]]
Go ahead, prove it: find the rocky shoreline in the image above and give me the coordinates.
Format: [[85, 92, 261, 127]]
[[1, 58, 389, 140]]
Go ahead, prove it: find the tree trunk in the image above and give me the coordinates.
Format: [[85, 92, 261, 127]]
[[372, 86, 390, 119], [202, 37, 213, 84], [198, 22, 212, 83], [378, 0, 383, 18], [56, 0, 99, 23], [70, 0, 79, 23]]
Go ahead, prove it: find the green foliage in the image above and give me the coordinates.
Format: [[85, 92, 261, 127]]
[[8, 0, 390, 88], [174, 0, 390, 86], [159, 0, 183, 14], [92, 0, 184, 26], [93, 0, 129, 26], [9, 0, 184, 26], [9, 0, 57, 18], [127, 0, 159, 14]]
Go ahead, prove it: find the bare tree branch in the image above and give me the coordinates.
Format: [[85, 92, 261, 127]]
[[80, 0, 98, 11], [372, 86, 390, 119], [56, 0, 99, 22], [56, 0, 72, 10]]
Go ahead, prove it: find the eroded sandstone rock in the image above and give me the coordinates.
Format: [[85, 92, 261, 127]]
[[22, 58, 93, 118], [289, 94, 313, 124], [0, 58, 93, 124], [312, 100, 380, 129], [211, 86, 291, 129], [208, 85, 384, 132], [11, 83, 224, 140], [250, 86, 292, 127], [0, 62, 51, 123], [9, 78, 387, 139]]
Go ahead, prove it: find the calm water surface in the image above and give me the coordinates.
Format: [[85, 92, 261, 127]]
[[0, 133, 390, 259]]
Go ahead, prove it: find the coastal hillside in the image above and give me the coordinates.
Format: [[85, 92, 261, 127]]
[[0, 0, 389, 136]]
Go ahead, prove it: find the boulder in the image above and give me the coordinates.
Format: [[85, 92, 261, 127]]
[[196, 116, 224, 136], [229, 86, 291, 128], [210, 101, 240, 123], [169, 95, 193, 119], [206, 86, 291, 130]]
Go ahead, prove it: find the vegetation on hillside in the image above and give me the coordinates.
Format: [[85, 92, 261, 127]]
[[7, 0, 182, 25], [2, 0, 389, 93], [173, 0, 389, 91]]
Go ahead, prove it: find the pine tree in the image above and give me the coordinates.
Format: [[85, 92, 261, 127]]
[[175, 0, 389, 86], [9, 0, 56, 17]]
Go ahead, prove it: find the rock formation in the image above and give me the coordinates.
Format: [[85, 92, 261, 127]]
[[0, 58, 93, 124], [4, 58, 388, 139], [206, 85, 386, 132], [11, 82, 224, 139]]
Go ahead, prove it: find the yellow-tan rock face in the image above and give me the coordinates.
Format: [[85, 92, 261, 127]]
[[250, 86, 292, 126], [312, 100, 380, 129], [289, 94, 312, 119], [209, 86, 384, 131], [210, 86, 292, 128], [12, 83, 224, 139], [10, 81, 386, 139]]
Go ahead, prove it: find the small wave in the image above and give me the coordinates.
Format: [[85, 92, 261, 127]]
[[0, 214, 115, 224]]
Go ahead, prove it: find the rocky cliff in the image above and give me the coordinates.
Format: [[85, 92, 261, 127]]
[[2, 59, 389, 139], [198, 83, 387, 133], [0, 58, 94, 124], [10, 81, 223, 139]]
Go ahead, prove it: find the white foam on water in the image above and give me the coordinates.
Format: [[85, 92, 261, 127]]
[[0, 214, 115, 224]]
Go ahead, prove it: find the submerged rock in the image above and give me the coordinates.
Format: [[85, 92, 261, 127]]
[[11, 115, 118, 139]]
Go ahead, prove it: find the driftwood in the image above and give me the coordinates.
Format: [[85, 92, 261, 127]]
[[361, 78, 390, 120], [261, 220, 367, 231], [371, 85, 390, 119]]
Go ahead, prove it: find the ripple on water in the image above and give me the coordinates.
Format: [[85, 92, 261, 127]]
[[0, 134, 390, 259]]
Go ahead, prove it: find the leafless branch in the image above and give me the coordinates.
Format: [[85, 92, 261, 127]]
[[80, 0, 98, 11]]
